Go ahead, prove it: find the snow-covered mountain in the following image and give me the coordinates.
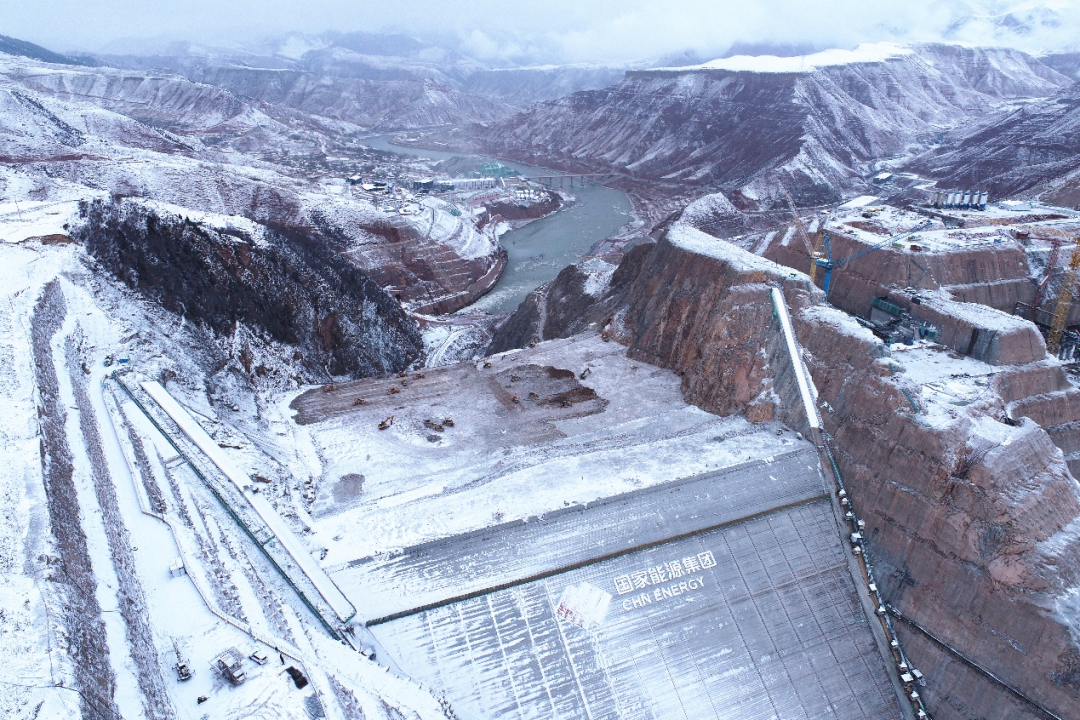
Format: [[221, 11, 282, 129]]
[[908, 81, 1080, 207], [0, 48, 508, 374], [1042, 51, 1080, 82], [0, 33, 96, 67], [460, 65, 628, 106], [96, 31, 633, 113], [468, 43, 1071, 210]]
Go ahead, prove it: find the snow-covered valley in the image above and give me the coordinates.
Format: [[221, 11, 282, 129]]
[[3, 22, 1080, 720]]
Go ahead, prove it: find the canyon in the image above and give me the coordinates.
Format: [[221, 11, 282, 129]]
[[2, 29, 1080, 720]]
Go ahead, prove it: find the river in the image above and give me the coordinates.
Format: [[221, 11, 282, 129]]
[[362, 135, 633, 314]]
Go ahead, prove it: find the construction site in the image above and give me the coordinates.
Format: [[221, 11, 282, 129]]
[[114, 189, 1080, 720], [282, 327, 912, 718], [766, 196, 1080, 471]]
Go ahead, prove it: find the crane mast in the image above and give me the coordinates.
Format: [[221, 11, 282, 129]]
[[782, 187, 821, 281], [1046, 235, 1080, 356]]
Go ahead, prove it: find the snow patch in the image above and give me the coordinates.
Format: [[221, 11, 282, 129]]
[[654, 43, 914, 74], [667, 223, 809, 280]]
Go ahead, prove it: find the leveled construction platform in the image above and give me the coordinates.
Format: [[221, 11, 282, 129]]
[[286, 335, 901, 718], [290, 334, 802, 561]]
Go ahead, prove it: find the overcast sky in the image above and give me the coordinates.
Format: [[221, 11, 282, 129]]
[[4, 0, 1079, 64]]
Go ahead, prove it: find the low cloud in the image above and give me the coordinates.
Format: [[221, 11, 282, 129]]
[[4, 0, 1079, 64]]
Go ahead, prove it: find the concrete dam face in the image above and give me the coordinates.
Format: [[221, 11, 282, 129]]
[[295, 331, 904, 718]]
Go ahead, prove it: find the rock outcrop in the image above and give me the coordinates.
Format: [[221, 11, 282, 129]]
[[77, 198, 423, 379]]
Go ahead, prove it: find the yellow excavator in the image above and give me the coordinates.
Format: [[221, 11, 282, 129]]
[[1046, 234, 1080, 356]]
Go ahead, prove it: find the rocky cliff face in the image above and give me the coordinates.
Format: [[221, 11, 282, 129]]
[[794, 308, 1080, 720], [469, 45, 1070, 209], [490, 225, 1080, 720], [76, 198, 422, 379], [639, 232, 1080, 720]]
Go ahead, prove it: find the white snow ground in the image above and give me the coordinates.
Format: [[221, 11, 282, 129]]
[[277, 334, 799, 564], [0, 202, 452, 719]]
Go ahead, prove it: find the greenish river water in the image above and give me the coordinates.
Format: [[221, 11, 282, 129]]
[[362, 135, 632, 314]]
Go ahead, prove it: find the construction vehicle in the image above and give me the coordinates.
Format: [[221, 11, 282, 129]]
[[378, 416, 394, 430], [443, 417, 455, 427], [388, 386, 400, 395], [511, 395, 520, 403], [322, 383, 336, 393], [413, 372, 426, 379], [211, 648, 246, 685], [1046, 235, 1080, 356], [396, 371, 408, 378], [173, 640, 194, 681], [782, 187, 821, 281], [353, 397, 367, 406], [424, 419, 445, 432], [816, 221, 933, 300]]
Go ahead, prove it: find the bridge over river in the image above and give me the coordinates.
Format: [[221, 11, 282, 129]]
[[521, 172, 618, 188]]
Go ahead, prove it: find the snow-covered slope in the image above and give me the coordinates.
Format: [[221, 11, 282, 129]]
[[0, 52, 508, 322], [1043, 51, 1080, 82], [908, 82, 1080, 205], [471, 43, 1071, 208], [183, 67, 515, 130], [0, 201, 454, 718]]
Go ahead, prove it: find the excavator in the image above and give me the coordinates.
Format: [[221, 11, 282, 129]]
[[1046, 234, 1080, 357]]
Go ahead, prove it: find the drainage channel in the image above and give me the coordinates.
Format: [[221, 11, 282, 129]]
[[111, 371, 350, 642]]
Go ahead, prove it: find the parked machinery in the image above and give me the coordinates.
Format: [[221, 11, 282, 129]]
[[173, 640, 194, 682], [211, 647, 247, 685]]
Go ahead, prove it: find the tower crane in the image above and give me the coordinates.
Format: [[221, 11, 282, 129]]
[[1033, 227, 1072, 309], [782, 187, 821, 281], [1046, 234, 1080, 356], [815, 221, 933, 300]]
